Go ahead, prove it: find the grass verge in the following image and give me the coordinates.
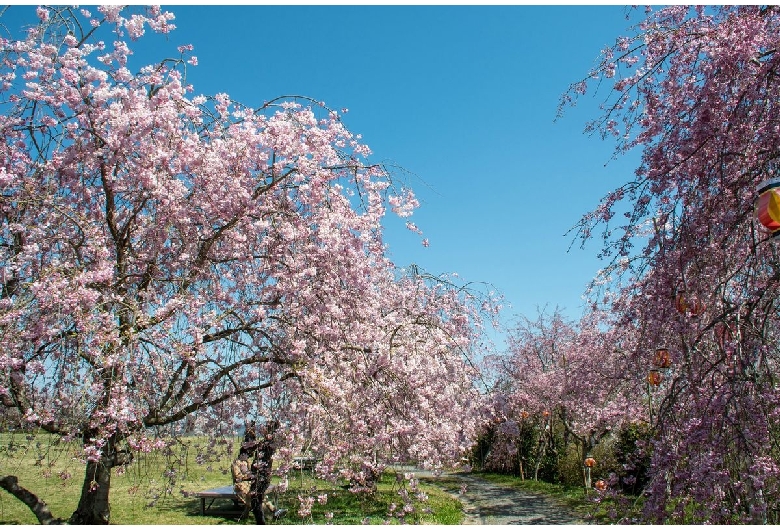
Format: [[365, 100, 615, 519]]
[[0, 433, 463, 525]]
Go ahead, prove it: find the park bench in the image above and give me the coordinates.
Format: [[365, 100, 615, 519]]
[[292, 455, 319, 470], [193, 484, 277, 516], [193, 485, 239, 515]]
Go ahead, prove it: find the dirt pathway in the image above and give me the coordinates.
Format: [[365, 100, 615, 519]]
[[417, 470, 586, 525]]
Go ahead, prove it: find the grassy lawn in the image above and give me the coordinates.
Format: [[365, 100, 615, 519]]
[[275, 471, 463, 525], [0, 432, 463, 525]]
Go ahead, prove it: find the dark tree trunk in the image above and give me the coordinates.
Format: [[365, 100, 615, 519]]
[[68, 435, 132, 525], [69, 457, 113, 524], [250, 420, 279, 525]]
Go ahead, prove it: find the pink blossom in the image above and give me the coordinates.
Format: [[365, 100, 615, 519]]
[[297, 495, 314, 518], [0, 5, 496, 524]]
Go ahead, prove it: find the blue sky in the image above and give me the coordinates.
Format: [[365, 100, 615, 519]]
[[158, 5, 644, 329], [14, 5, 647, 340]]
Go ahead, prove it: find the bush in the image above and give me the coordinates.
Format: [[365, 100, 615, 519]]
[[555, 438, 616, 489], [471, 418, 564, 482], [606, 422, 653, 495], [556, 444, 583, 487]]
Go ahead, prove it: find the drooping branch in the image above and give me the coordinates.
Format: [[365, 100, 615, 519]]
[[144, 371, 299, 426], [0, 476, 64, 525]]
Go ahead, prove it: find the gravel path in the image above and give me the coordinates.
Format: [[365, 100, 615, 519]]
[[414, 469, 586, 525]]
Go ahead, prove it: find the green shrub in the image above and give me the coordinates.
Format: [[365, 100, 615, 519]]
[[611, 422, 653, 495]]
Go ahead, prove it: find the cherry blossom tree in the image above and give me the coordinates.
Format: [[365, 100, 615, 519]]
[[563, 5, 780, 523], [0, 6, 495, 524], [281, 268, 492, 488], [483, 308, 645, 487], [480, 309, 576, 481]]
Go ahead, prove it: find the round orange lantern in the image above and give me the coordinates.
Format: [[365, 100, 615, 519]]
[[714, 321, 736, 349], [675, 290, 705, 317], [653, 347, 671, 368], [584, 457, 596, 468], [756, 178, 780, 235], [542, 410, 550, 417], [594, 479, 607, 491], [647, 370, 663, 386]]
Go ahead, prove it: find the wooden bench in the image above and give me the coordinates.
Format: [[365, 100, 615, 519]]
[[193, 485, 239, 515], [193, 484, 277, 516], [293, 456, 319, 470]]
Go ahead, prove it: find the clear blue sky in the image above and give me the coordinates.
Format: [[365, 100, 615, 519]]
[[13, 5, 648, 336], [163, 5, 644, 325]]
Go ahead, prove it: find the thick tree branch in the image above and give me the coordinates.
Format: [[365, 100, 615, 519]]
[[0, 476, 64, 525]]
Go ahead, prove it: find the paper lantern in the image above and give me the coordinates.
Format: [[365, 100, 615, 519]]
[[756, 178, 780, 234], [653, 347, 671, 368], [714, 321, 735, 349], [675, 291, 705, 316], [647, 370, 663, 386], [594, 479, 607, 491], [584, 457, 596, 468]]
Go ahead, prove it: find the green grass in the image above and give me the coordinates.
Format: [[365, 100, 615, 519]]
[[0, 432, 463, 524], [274, 471, 463, 525]]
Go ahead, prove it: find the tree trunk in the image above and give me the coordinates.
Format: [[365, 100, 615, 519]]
[[250, 420, 279, 525], [69, 457, 112, 524], [533, 431, 547, 481], [68, 436, 132, 525], [580, 433, 597, 491]]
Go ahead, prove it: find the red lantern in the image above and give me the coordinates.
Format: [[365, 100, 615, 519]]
[[594, 479, 607, 491], [584, 457, 596, 468], [756, 178, 780, 234], [647, 370, 663, 386], [653, 347, 671, 368], [675, 291, 705, 316], [714, 321, 736, 349]]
